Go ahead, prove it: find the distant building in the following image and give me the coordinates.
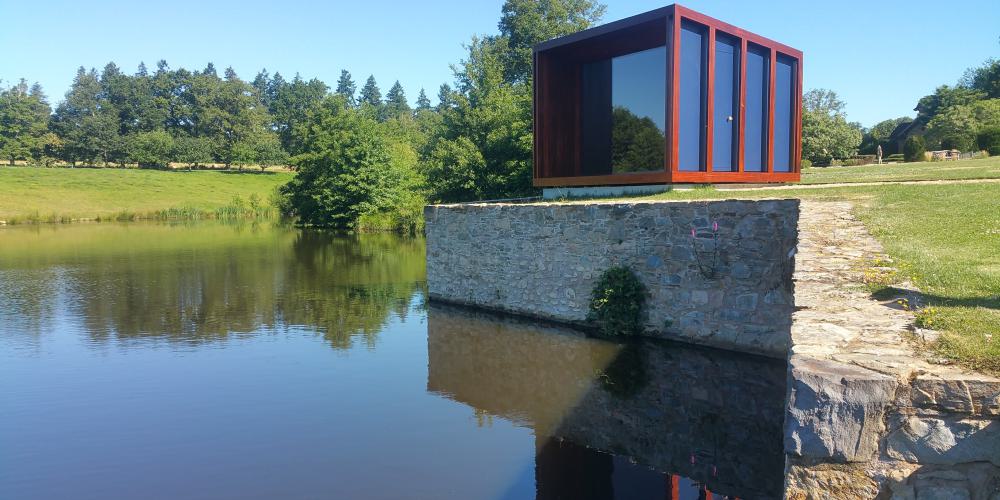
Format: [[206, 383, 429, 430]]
[[887, 120, 922, 154]]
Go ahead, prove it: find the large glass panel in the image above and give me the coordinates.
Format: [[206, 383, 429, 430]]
[[712, 34, 739, 172], [744, 44, 769, 172], [678, 22, 706, 171], [774, 54, 796, 172], [610, 46, 666, 173]]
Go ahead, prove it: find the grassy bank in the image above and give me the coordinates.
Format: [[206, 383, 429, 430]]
[[0, 167, 293, 223], [801, 156, 1000, 184]]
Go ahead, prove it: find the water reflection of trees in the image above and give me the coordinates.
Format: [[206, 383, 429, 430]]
[[0, 223, 425, 349], [611, 106, 665, 173]]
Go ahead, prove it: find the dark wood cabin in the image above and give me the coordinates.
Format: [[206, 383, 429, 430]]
[[533, 4, 803, 186]]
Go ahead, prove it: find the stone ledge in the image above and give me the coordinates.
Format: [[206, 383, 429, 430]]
[[784, 355, 898, 463]]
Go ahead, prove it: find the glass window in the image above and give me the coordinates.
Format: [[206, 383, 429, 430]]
[[712, 34, 739, 172], [580, 45, 666, 175], [678, 21, 706, 171], [610, 46, 666, 173], [743, 44, 769, 172], [774, 55, 796, 172]]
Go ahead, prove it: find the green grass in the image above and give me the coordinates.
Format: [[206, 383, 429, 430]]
[[801, 156, 1000, 184], [0, 167, 293, 223], [636, 180, 1000, 374]]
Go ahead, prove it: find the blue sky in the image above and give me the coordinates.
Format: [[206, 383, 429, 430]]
[[1, 0, 997, 127]]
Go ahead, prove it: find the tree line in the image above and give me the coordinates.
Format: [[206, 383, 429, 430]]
[[801, 57, 1000, 165], [4, 0, 996, 229], [0, 0, 604, 231]]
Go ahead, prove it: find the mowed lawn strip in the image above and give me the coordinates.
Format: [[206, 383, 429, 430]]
[[800, 156, 1000, 184], [0, 167, 293, 221]]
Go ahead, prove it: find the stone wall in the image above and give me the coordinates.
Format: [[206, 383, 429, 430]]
[[784, 201, 1000, 499], [425, 199, 799, 358]]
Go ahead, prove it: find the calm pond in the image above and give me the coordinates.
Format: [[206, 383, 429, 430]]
[[0, 222, 786, 499]]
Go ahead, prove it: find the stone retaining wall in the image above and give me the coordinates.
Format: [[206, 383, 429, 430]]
[[424, 199, 799, 358], [784, 201, 1000, 499]]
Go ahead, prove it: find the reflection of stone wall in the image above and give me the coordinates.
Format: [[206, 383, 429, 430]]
[[426, 305, 787, 498], [425, 199, 798, 357]]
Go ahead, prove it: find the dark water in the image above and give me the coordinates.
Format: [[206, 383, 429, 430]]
[[0, 222, 787, 499]]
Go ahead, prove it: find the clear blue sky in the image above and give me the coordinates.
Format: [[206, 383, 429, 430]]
[[1, 0, 997, 127]]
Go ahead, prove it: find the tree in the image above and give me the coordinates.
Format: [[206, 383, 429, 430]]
[[359, 75, 382, 109], [0, 80, 53, 165], [860, 117, 911, 155], [172, 135, 214, 169], [498, 0, 606, 83], [335, 69, 356, 105], [415, 88, 431, 111], [203, 68, 273, 168], [903, 135, 926, 162], [383, 81, 410, 119], [925, 99, 1000, 150], [269, 73, 328, 154], [279, 95, 423, 230], [801, 88, 862, 164], [976, 126, 1000, 156], [426, 36, 533, 201], [914, 85, 984, 127], [51, 67, 121, 165], [252, 69, 271, 106], [128, 130, 174, 168], [960, 58, 1000, 99], [437, 83, 454, 111]]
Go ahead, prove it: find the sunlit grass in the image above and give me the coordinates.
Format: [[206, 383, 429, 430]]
[[801, 156, 1000, 184], [0, 166, 292, 223]]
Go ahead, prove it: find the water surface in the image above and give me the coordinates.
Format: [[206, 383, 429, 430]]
[[0, 222, 786, 499]]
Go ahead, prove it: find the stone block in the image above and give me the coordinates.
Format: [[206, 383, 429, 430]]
[[885, 415, 1000, 466], [784, 355, 898, 462]]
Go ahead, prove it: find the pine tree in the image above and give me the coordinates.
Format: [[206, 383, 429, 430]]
[[252, 69, 271, 106], [416, 88, 431, 111], [203, 62, 218, 78], [384, 81, 410, 118], [51, 67, 120, 165], [437, 83, 454, 111], [360, 75, 382, 108], [0, 79, 54, 165], [136, 62, 148, 77], [335, 69, 356, 105]]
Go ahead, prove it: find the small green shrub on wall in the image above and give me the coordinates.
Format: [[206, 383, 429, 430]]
[[587, 266, 648, 336], [903, 136, 926, 162]]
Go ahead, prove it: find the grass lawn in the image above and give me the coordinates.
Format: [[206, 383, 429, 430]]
[[801, 156, 1000, 184], [639, 178, 1000, 374], [0, 166, 293, 222]]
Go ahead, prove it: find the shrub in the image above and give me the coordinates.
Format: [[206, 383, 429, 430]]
[[587, 266, 647, 336], [128, 130, 174, 168], [886, 153, 905, 162], [903, 136, 926, 162], [940, 134, 974, 152], [801, 159, 812, 168], [977, 126, 1000, 156]]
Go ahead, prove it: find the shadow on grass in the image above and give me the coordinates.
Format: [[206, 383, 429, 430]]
[[871, 286, 999, 311]]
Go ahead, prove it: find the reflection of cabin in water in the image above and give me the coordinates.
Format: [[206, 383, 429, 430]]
[[533, 4, 803, 186]]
